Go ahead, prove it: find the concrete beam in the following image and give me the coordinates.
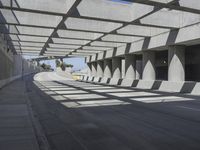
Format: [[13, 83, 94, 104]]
[[87, 22, 200, 63]]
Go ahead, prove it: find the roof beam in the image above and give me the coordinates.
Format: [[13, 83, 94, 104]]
[[72, 2, 161, 55], [40, 0, 82, 55], [125, 0, 200, 14]]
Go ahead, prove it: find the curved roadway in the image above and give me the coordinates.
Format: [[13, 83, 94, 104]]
[[2, 72, 200, 150]]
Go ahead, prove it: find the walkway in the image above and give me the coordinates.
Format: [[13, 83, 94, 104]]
[[0, 79, 39, 150], [1, 72, 200, 150]]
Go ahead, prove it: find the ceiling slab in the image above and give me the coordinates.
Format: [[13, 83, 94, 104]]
[[18, 35, 48, 42], [0, 9, 62, 27], [90, 41, 125, 47], [0, 0, 76, 14], [51, 38, 91, 45], [77, 0, 154, 22], [65, 17, 123, 33], [117, 24, 169, 37], [102, 34, 144, 43], [0, 0, 200, 57], [57, 30, 103, 40], [48, 43, 81, 49], [82, 46, 112, 51], [20, 42, 45, 47]]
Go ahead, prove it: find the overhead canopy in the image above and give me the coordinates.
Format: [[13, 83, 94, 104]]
[[0, 0, 200, 58]]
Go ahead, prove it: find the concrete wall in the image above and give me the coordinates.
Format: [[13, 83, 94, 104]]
[[0, 35, 41, 88]]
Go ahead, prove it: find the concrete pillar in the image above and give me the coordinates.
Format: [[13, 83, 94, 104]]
[[91, 62, 97, 77], [87, 63, 92, 76], [104, 59, 112, 78], [142, 51, 156, 80], [97, 60, 104, 77], [112, 57, 121, 79], [168, 45, 185, 82], [136, 60, 142, 79], [125, 55, 136, 79], [121, 59, 125, 78]]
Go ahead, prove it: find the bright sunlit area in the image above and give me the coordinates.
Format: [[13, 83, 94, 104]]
[[23, 55, 87, 71]]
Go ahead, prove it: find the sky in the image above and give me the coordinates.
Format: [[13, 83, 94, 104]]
[[111, 0, 132, 4], [24, 55, 87, 71], [40, 57, 87, 71]]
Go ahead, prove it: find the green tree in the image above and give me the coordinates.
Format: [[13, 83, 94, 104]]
[[40, 63, 52, 71]]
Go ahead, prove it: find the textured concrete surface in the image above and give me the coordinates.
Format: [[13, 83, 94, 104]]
[[1, 72, 200, 150], [0, 80, 39, 150], [30, 72, 200, 150]]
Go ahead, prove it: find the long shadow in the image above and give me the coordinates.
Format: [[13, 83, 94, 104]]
[[30, 78, 200, 150], [81, 78, 200, 103], [55, 80, 200, 123]]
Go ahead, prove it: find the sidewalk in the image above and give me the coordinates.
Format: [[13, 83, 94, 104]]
[[0, 79, 40, 150]]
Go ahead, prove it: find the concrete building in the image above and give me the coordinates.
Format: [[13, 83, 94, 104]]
[[0, 0, 200, 93], [1, 1, 200, 150], [0, 34, 41, 88]]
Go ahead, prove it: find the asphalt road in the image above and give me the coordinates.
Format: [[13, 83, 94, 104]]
[[25, 72, 200, 150]]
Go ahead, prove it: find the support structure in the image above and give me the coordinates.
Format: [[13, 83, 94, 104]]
[[168, 46, 185, 82], [112, 57, 122, 79], [91, 62, 97, 77], [104, 59, 112, 78], [142, 51, 156, 81], [87, 63, 92, 77], [125, 55, 136, 79], [97, 60, 104, 77], [136, 60, 142, 80]]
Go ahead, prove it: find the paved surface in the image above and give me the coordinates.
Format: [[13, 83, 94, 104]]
[[1, 72, 200, 150], [0, 79, 40, 150]]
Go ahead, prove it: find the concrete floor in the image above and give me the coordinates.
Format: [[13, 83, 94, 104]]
[[1, 72, 200, 150], [0, 79, 40, 150]]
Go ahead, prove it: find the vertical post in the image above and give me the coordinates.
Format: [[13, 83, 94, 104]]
[[112, 57, 122, 79], [104, 59, 112, 78], [87, 63, 92, 77], [136, 60, 142, 79], [91, 62, 97, 77], [97, 60, 104, 77], [168, 45, 185, 82], [125, 55, 136, 79], [142, 51, 156, 80], [121, 59, 125, 79]]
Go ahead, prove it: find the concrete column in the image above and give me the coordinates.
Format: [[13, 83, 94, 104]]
[[121, 59, 125, 78], [136, 60, 142, 79], [125, 55, 136, 79], [87, 63, 92, 76], [97, 60, 104, 77], [104, 59, 112, 78], [91, 62, 97, 77], [168, 45, 185, 82], [112, 57, 121, 79], [142, 51, 156, 80]]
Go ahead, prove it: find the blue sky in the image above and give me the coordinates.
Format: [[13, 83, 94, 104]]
[[40, 57, 87, 71], [111, 0, 132, 4]]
